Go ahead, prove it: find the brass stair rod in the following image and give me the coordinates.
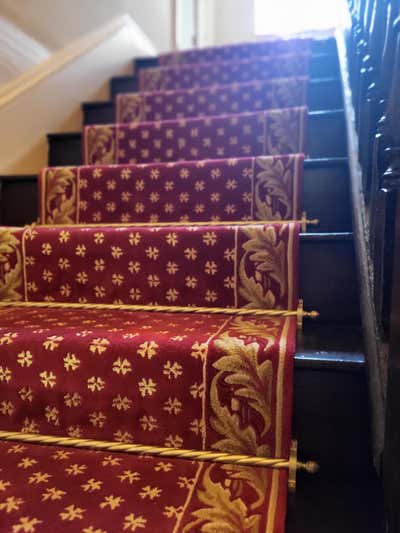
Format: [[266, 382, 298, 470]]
[[0, 299, 319, 323], [0, 431, 318, 492], [28, 213, 319, 229]]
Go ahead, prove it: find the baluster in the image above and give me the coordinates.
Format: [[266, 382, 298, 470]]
[[358, 0, 391, 201], [370, 9, 400, 331]]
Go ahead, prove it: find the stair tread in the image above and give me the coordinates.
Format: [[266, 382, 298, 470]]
[[0, 437, 288, 532], [0, 157, 349, 177], [47, 109, 345, 140], [81, 77, 341, 108], [296, 323, 364, 370]]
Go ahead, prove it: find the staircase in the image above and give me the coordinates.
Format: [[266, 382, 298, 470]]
[[0, 34, 385, 532]]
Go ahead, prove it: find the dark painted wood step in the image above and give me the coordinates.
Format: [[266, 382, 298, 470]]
[[111, 52, 340, 98], [133, 52, 339, 80], [0, 158, 352, 232], [0, 176, 38, 226], [287, 472, 384, 532], [132, 38, 338, 75], [294, 324, 368, 473], [83, 78, 343, 126], [0, 179, 360, 322], [303, 157, 351, 233], [47, 109, 347, 166], [111, 75, 139, 98], [300, 233, 359, 324]]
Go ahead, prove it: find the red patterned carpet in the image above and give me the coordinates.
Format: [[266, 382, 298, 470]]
[[158, 37, 311, 64], [0, 36, 316, 532], [0, 306, 295, 457], [116, 78, 308, 123], [139, 53, 311, 91], [0, 439, 288, 532], [39, 154, 304, 225], [84, 107, 307, 165], [3, 222, 298, 308]]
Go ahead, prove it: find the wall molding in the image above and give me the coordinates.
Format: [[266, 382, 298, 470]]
[[0, 14, 156, 108], [0, 16, 50, 83]]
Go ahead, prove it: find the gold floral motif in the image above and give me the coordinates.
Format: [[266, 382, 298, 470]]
[[141, 68, 166, 92], [228, 316, 280, 349], [43, 168, 77, 224], [274, 77, 307, 108], [265, 109, 302, 155], [86, 126, 115, 165], [182, 464, 264, 532], [254, 157, 293, 221], [183, 331, 277, 530], [238, 226, 286, 309], [119, 94, 146, 124], [211, 334, 272, 453], [0, 230, 22, 301]]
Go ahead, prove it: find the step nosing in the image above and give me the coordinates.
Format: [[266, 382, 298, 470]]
[[48, 108, 345, 141], [294, 351, 365, 370]]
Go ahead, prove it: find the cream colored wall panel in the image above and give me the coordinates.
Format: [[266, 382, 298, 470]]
[[0, 15, 156, 174], [0, 0, 171, 52], [0, 16, 50, 83]]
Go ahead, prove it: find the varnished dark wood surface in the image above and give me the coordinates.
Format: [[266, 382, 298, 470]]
[[294, 323, 369, 472], [132, 52, 340, 81], [299, 233, 360, 323], [384, 191, 400, 533], [336, 28, 385, 467], [287, 473, 384, 532], [133, 36, 338, 75], [0, 176, 38, 226], [303, 158, 352, 232], [111, 49, 340, 98], [83, 78, 343, 125], [47, 109, 347, 166], [0, 158, 352, 233]]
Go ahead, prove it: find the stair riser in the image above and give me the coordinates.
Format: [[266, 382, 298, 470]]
[[0, 162, 352, 232], [300, 235, 359, 323], [48, 111, 347, 168], [303, 160, 351, 232], [293, 367, 371, 473], [112, 53, 340, 98], [300, 236, 359, 323], [133, 39, 337, 72], [83, 79, 343, 125], [0, 178, 38, 227], [132, 53, 339, 82], [0, 190, 359, 322]]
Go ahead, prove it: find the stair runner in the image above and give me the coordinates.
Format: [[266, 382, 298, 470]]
[[0, 41, 314, 532], [84, 107, 307, 165], [158, 37, 311, 65], [116, 77, 308, 123], [139, 53, 311, 91], [39, 154, 304, 224]]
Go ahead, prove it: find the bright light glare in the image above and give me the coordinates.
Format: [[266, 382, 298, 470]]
[[254, 0, 347, 36]]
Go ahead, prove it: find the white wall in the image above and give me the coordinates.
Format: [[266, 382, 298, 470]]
[[0, 15, 156, 174], [196, 0, 256, 47], [0, 16, 50, 84], [0, 0, 171, 53], [211, 0, 255, 45], [197, 0, 342, 48]]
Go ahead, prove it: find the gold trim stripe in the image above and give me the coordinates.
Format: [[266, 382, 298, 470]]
[[173, 462, 204, 533], [266, 469, 280, 533]]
